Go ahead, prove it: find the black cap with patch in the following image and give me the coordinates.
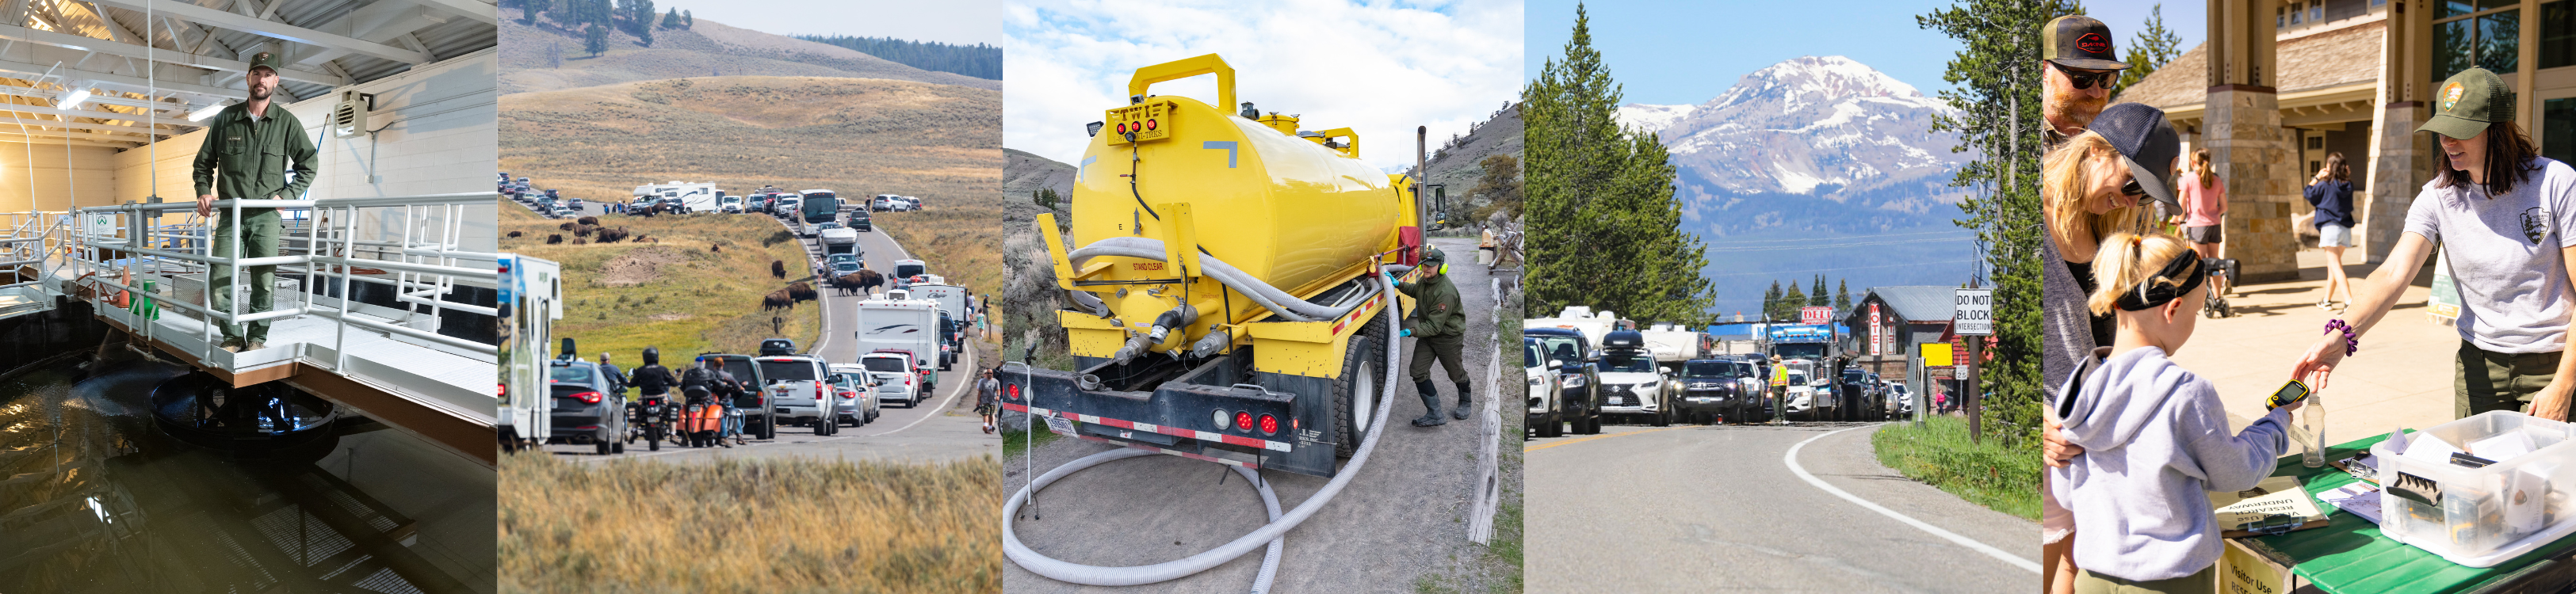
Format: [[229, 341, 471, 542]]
[[2043, 15, 2131, 71]]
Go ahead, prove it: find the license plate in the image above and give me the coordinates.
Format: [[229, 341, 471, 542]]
[[775, 408, 791, 414], [1044, 414, 1075, 436]]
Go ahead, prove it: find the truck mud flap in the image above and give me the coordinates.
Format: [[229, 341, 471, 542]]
[[1005, 365, 1338, 478]]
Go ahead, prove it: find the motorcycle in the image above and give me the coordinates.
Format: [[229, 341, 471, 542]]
[[627, 393, 675, 451], [682, 400, 726, 447]]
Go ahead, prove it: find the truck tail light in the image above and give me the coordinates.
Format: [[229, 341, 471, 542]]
[[1235, 411, 1254, 432], [1258, 414, 1278, 435]]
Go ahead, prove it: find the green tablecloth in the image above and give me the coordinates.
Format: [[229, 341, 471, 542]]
[[2236, 432, 2576, 593]]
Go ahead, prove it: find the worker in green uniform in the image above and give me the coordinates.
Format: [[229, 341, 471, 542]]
[[192, 51, 318, 352], [1393, 247, 1470, 428]]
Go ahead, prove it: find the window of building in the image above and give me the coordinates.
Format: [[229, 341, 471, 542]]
[[2547, 98, 2576, 165], [2440, 0, 2524, 79], [2549, 0, 2576, 69], [2312, 0, 2326, 23]]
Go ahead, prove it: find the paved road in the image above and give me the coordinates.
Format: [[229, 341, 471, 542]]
[[1003, 238, 1504, 592], [1525, 422, 2038, 593], [533, 199, 996, 463]]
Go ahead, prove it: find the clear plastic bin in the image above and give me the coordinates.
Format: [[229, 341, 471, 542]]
[[2372, 410, 2576, 567]]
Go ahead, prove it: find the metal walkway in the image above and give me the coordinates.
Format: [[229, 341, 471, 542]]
[[7, 192, 503, 466]]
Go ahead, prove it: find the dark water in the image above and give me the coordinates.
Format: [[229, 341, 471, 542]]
[[0, 306, 495, 593]]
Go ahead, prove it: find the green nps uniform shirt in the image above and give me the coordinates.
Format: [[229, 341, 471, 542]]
[[192, 101, 317, 204], [1398, 273, 1465, 339]]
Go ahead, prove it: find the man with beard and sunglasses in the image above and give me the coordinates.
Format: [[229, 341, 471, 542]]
[[2041, 15, 2130, 151], [192, 51, 318, 353]]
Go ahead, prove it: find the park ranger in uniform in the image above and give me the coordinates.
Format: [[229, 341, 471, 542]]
[[192, 51, 318, 352], [1396, 247, 1470, 427]]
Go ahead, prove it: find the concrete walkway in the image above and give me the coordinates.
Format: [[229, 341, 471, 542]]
[[2165, 249, 2459, 440]]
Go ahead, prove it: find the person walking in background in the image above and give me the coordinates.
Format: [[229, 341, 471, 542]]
[[193, 51, 318, 353], [977, 368, 1000, 434], [598, 352, 629, 396], [2174, 149, 2229, 297], [2307, 152, 2357, 310]]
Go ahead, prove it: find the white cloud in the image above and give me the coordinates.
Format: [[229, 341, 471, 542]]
[[1005, 0, 1523, 170]]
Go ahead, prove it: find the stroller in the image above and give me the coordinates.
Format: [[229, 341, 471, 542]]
[[2203, 257, 2240, 318]]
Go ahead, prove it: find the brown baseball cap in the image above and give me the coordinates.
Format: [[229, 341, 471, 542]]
[[2043, 15, 2130, 71]]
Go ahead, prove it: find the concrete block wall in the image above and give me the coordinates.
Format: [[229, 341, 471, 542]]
[[0, 143, 120, 213]]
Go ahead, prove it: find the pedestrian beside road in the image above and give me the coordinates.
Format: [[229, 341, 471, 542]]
[[2290, 67, 2576, 422], [977, 368, 1001, 434], [192, 51, 317, 353], [1393, 248, 1470, 427]]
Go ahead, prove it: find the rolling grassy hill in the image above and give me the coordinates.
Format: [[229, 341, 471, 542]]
[[498, 17, 997, 95], [499, 74, 1002, 295], [498, 200, 821, 364]]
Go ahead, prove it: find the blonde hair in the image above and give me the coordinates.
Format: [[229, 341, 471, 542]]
[[2088, 230, 2201, 315], [2191, 148, 2215, 188], [2044, 131, 2150, 252]]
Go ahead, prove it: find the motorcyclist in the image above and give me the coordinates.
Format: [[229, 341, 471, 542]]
[[597, 352, 628, 396], [629, 347, 680, 443], [708, 359, 746, 446], [678, 358, 721, 447]]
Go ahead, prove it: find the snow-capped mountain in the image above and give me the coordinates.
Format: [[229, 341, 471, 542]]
[[1625, 55, 1969, 234]]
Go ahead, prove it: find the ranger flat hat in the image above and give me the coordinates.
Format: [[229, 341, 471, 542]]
[[247, 51, 281, 74], [2420, 67, 2513, 140], [2043, 15, 2131, 71]]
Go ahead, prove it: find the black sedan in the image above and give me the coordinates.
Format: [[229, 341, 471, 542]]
[[549, 360, 629, 455]]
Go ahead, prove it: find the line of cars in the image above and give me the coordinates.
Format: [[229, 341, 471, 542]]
[[1523, 308, 1911, 438], [501, 172, 583, 218]]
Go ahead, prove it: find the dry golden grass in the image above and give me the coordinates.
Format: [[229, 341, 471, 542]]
[[497, 452, 1000, 593], [499, 74, 1002, 299], [498, 200, 820, 364]]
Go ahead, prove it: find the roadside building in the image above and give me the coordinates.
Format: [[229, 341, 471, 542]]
[[1842, 286, 1955, 396]]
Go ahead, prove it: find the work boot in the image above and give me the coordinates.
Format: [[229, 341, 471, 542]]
[[1411, 379, 1446, 427], [217, 337, 245, 353], [1453, 382, 1473, 420]]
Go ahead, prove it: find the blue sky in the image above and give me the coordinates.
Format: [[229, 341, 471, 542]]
[[1005, 0, 1523, 169], [1525, 0, 1961, 106], [680, 0, 1003, 45], [2082, 1, 2206, 62]]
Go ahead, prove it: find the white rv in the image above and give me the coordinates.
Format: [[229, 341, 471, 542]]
[[853, 294, 943, 395], [498, 253, 562, 451]]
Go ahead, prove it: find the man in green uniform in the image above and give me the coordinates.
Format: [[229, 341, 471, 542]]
[[192, 51, 317, 352], [1395, 247, 1470, 428]]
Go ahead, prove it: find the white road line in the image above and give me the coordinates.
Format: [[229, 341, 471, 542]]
[[1783, 425, 2043, 573]]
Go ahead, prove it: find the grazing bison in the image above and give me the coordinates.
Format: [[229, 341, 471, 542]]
[[596, 227, 629, 243], [577, 215, 598, 226], [507, 230, 522, 238], [545, 234, 563, 245], [710, 244, 721, 253], [558, 222, 576, 231], [770, 260, 786, 279], [786, 281, 817, 303], [762, 289, 794, 311]]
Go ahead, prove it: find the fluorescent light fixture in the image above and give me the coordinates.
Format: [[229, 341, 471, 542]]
[[55, 88, 88, 108], [188, 101, 226, 122]]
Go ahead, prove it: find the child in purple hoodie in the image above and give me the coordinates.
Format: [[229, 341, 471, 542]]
[[2049, 231, 2301, 593]]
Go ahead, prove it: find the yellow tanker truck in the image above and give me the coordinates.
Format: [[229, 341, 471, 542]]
[[1008, 54, 1434, 478]]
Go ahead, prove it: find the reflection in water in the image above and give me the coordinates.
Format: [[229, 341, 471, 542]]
[[0, 308, 495, 593]]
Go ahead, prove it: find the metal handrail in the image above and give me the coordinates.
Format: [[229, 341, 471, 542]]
[[66, 192, 503, 371]]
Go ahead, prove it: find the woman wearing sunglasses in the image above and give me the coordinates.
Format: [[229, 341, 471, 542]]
[[2289, 67, 2576, 422], [2039, 101, 2175, 594]]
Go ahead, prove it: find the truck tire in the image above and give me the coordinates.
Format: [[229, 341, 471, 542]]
[[1330, 334, 1381, 459]]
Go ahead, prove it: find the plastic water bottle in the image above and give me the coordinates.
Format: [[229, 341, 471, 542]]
[[2304, 394, 2326, 467]]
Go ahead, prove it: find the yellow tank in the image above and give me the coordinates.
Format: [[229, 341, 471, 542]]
[[1069, 56, 1404, 301]]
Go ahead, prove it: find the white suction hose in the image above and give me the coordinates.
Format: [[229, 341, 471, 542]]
[[1003, 267, 1405, 591]]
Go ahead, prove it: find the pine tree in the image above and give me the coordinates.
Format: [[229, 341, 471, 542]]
[[2110, 4, 2185, 99], [1782, 283, 1806, 320], [1763, 280, 1783, 321], [1524, 2, 1715, 325], [1835, 280, 1852, 312], [583, 23, 608, 57], [662, 8, 681, 29], [682, 10, 693, 29], [1920, 0, 2072, 440], [637, 21, 654, 47], [522, 0, 545, 25], [1810, 276, 1829, 307]]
